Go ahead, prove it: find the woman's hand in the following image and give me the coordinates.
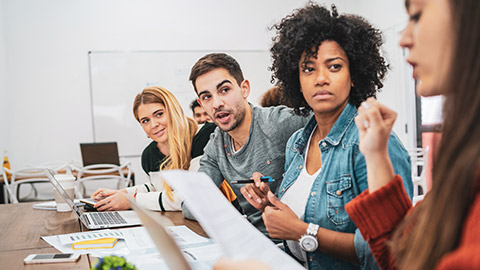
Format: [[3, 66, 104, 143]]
[[355, 97, 397, 157], [262, 191, 307, 240], [214, 258, 271, 270], [91, 188, 123, 201], [94, 191, 131, 211], [240, 172, 272, 212], [354, 97, 396, 193]]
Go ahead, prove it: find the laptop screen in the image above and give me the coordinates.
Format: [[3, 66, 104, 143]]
[[80, 142, 120, 166]]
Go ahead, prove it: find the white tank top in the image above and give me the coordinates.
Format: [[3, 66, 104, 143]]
[[281, 126, 321, 262]]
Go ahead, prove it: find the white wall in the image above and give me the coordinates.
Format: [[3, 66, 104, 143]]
[[1, 0, 410, 185], [0, 0, 8, 158]]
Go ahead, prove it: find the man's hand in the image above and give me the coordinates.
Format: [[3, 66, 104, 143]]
[[240, 172, 272, 211]]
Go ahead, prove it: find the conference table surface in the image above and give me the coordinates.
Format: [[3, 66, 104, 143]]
[[0, 202, 207, 269]]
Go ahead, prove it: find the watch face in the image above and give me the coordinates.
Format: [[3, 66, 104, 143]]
[[300, 235, 318, 252]]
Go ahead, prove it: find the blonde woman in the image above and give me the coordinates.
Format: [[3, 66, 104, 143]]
[[91, 86, 216, 211]]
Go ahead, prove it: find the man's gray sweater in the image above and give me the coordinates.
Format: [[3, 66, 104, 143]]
[[194, 104, 308, 236]]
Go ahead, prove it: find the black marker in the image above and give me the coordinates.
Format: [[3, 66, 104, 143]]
[[231, 176, 274, 184]]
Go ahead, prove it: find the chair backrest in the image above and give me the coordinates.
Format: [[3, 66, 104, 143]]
[[25, 160, 72, 174], [75, 162, 132, 198], [409, 146, 430, 197], [2, 167, 17, 203], [3, 161, 76, 203], [2, 167, 52, 203]]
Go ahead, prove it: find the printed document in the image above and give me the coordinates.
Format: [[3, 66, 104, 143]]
[[161, 170, 304, 270]]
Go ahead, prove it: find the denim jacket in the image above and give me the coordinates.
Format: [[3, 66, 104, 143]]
[[279, 103, 413, 270]]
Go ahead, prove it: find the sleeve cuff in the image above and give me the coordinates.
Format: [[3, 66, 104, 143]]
[[160, 191, 183, 211], [346, 175, 412, 240], [126, 184, 150, 194], [125, 186, 136, 195], [135, 192, 161, 211]]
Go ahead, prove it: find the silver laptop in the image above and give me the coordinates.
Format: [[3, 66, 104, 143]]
[[46, 170, 141, 229], [128, 196, 191, 270]]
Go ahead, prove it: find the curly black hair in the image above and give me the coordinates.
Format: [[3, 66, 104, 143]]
[[270, 3, 389, 116]]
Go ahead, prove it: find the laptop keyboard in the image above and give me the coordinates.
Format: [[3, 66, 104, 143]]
[[89, 212, 127, 225]]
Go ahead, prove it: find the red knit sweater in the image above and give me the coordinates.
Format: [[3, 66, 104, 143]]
[[345, 175, 480, 269]]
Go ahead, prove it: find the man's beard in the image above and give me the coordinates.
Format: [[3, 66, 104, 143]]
[[213, 104, 246, 133]]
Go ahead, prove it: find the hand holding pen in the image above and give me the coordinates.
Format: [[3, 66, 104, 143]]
[[239, 172, 273, 212], [231, 176, 274, 184]]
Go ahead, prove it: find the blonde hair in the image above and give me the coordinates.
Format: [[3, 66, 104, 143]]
[[133, 86, 198, 200]]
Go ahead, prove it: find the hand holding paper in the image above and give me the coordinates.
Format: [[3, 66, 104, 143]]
[[160, 170, 304, 270]]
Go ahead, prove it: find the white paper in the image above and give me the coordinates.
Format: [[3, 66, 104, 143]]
[[42, 234, 129, 255], [43, 225, 213, 260], [121, 227, 156, 250], [119, 225, 209, 251], [182, 244, 222, 262], [162, 170, 304, 270], [167, 225, 209, 246], [123, 252, 169, 270], [58, 229, 124, 245], [123, 243, 221, 270]]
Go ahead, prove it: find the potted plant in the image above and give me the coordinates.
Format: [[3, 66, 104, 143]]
[[91, 255, 137, 270]]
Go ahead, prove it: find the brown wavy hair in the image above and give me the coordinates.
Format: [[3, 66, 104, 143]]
[[392, 0, 480, 269], [259, 86, 292, 107]]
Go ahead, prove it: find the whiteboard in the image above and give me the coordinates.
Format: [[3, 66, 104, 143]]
[[88, 50, 274, 157]]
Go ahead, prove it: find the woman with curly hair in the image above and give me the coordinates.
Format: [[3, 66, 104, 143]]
[[240, 3, 412, 269]]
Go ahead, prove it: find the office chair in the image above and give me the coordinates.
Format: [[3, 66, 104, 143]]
[[75, 162, 133, 199]]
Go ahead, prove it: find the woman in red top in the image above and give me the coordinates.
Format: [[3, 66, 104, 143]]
[[214, 0, 480, 269], [346, 0, 480, 269]]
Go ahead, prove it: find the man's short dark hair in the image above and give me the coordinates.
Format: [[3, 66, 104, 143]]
[[189, 53, 245, 94], [190, 99, 201, 113]]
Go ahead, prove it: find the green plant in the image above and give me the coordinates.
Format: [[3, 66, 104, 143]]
[[90, 255, 137, 270]]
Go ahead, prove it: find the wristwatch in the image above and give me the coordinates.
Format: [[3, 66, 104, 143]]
[[299, 223, 319, 252]]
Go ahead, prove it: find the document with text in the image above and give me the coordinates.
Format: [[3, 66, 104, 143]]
[[162, 170, 304, 270]]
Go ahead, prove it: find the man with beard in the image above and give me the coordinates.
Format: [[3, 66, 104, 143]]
[[184, 53, 308, 237]]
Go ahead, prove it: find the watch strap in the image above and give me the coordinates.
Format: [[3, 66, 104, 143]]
[[306, 223, 319, 237]]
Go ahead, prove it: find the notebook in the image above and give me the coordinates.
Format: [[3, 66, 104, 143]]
[[127, 196, 192, 270], [72, 237, 119, 250], [80, 142, 120, 166], [46, 169, 141, 229]]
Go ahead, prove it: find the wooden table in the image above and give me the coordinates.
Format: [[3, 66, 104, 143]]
[[0, 203, 90, 269], [0, 202, 206, 269]]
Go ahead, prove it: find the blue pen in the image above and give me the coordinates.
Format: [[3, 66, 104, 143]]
[[231, 176, 274, 184]]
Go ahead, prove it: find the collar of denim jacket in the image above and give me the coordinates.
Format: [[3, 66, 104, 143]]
[[294, 102, 357, 154]]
